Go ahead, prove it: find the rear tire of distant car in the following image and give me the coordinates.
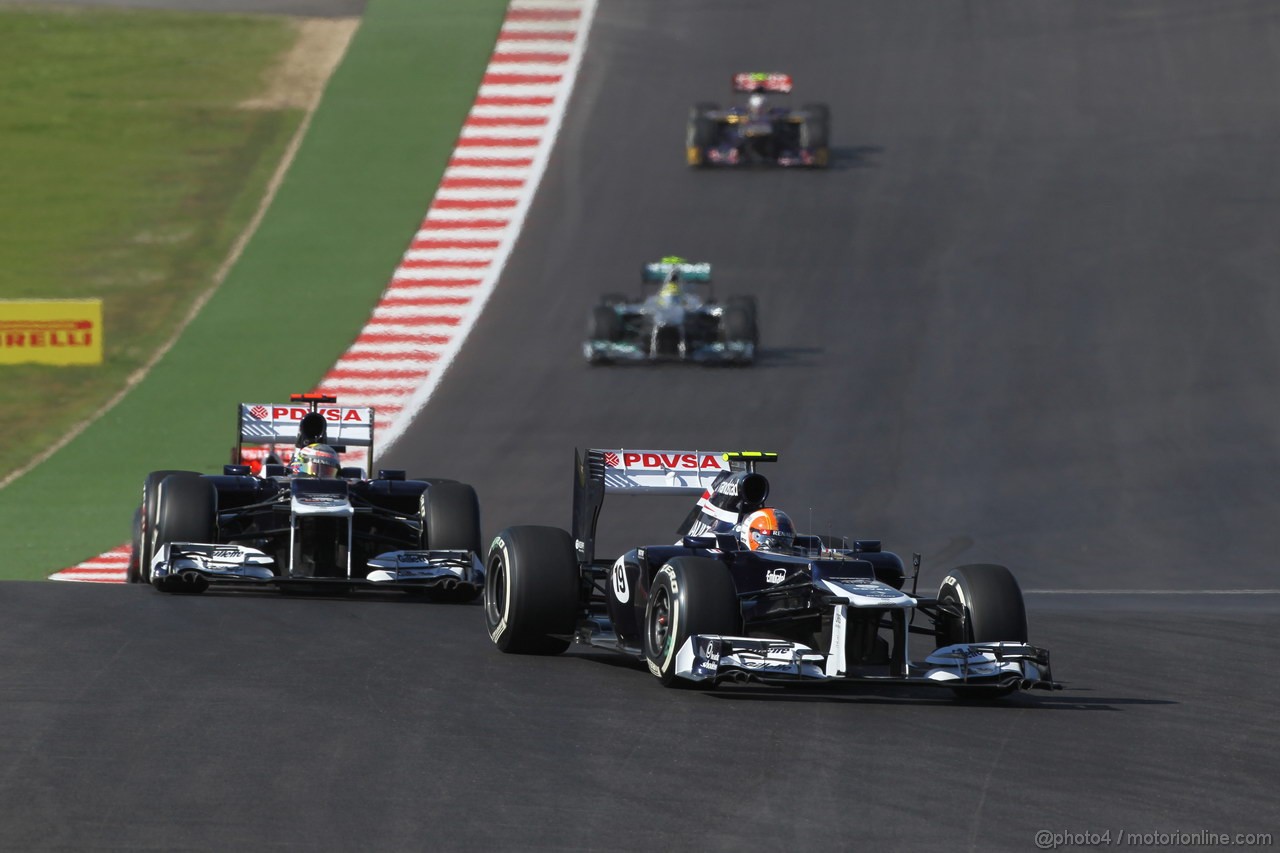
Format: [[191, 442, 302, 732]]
[[589, 305, 621, 342], [152, 474, 217, 594], [139, 470, 199, 583], [725, 295, 758, 337], [722, 296, 759, 364], [935, 564, 1028, 699], [801, 103, 831, 168], [644, 557, 742, 687], [723, 305, 755, 340], [128, 506, 144, 583], [687, 102, 719, 167], [485, 526, 579, 654], [419, 481, 482, 602]]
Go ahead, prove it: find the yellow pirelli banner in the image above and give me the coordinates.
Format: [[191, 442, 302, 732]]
[[0, 299, 103, 365]]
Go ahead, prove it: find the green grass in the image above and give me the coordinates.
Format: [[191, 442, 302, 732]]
[[0, 6, 301, 481], [0, 0, 511, 578]]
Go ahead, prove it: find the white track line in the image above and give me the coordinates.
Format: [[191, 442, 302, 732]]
[[50, 0, 598, 584]]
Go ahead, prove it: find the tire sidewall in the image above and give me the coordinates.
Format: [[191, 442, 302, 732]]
[[936, 573, 971, 647], [644, 565, 682, 683], [142, 470, 199, 582], [154, 475, 216, 549], [936, 564, 1028, 647], [485, 534, 516, 648], [127, 506, 143, 583], [421, 481, 481, 554]]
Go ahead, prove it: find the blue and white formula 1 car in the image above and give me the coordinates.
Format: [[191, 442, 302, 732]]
[[584, 258, 758, 365], [484, 449, 1060, 698], [129, 394, 483, 599]]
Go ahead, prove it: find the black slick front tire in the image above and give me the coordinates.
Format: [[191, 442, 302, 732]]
[[643, 557, 741, 687], [421, 481, 481, 554], [140, 470, 199, 583], [152, 474, 217, 594], [935, 563, 1029, 699]]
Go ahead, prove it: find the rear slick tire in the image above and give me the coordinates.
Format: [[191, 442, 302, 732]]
[[485, 526, 578, 654], [589, 305, 621, 342]]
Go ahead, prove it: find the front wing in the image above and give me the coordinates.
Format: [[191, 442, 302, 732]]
[[583, 339, 754, 364], [699, 145, 824, 168], [672, 634, 1059, 692], [151, 542, 483, 595]]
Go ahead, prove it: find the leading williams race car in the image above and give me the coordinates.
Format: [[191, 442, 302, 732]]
[[584, 258, 758, 365], [687, 73, 830, 168], [129, 394, 483, 598], [484, 450, 1059, 698]]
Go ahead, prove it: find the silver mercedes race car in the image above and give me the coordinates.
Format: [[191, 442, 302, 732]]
[[583, 258, 758, 365]]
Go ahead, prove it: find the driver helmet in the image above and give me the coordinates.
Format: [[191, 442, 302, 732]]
[[659, 267, 682, 302], [738, 508, 797, 552], [748, 92, 767, 116], [290, 443, 341, 478]]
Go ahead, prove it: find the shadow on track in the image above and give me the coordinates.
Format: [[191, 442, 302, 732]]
[[700, 688, 1175, 712], [829, 144, 884, 169], [755, 345, 825, 367]]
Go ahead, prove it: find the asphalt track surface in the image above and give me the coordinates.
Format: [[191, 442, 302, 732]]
[[5, 1, 1280, 850]]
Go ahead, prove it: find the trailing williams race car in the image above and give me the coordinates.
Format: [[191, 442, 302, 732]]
[[485, 450, 1060, 698], [128, 394, 483, 598], [584, 257, 758, 365], [687, 73, 830, 168]]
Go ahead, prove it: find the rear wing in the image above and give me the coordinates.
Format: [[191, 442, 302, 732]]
[[572, 448, 776, 564], [599, 449, 728, 494], [641, 260, 712, 284], [732, 72, 793, 93], [235, 395, 375, 471]]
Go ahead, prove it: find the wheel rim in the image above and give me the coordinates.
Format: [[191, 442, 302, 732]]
[[938, 591, 971, 646], [485, 554, 507, 627], [648, 585, 672, 658]]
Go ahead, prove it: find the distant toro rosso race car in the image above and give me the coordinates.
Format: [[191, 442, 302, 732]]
[[128, 394, 483, 598], [484, 449, 1060, 699], [687, 73, 830, 168], [584, 258, 758, 365]]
